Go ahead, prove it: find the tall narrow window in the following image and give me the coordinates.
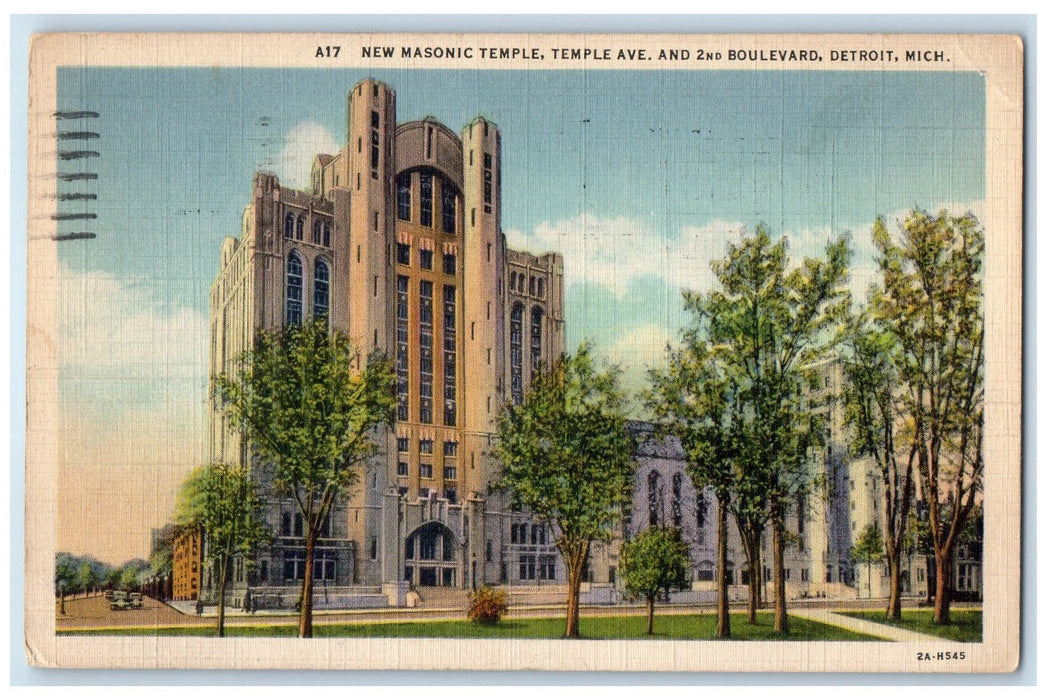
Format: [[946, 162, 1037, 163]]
[[312, 220, 322, 245], [313, 259, 330, 326], [284, 213, 295, 239], [396, 275, 409, 421], [322, 221, 331, 247], [443, 285, 457, 426], [530, 306, 544, 379], [441, 185, 456, 233], [443, 252, 456, 275], [648, 470, 663, 527], [285, 251, 303, 326], [696, 490, 707, 528], [671, 473, 683, 528], [397, 173, 411, 221], [483, 152, 493, 213], [296, 216, 304, 241], [510, 303, 523, 404], [419, 172, 433, 228], [419, 280, 434, 423]]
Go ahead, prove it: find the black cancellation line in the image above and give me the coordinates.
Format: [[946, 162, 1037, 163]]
[[54, 109, 100, 242], [53, 110, 99, 119]]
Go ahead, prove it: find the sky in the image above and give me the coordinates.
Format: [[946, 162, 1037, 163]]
[[53, 67, 985, 564]]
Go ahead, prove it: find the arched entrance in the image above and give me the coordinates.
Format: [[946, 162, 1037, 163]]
[[404, 521, 458, 587]]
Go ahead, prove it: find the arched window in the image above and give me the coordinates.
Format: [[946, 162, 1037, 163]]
[[284, 213, 295, 239], [671, 473, 683, 527], [510, 303, 523, 404], [285, 251, 303, 326], [314, 259, 330, 326], [530, 306, 544, 379], [312, 220, 322, 245], [296, 215, 304, 240], [648, 470, 663, 527]]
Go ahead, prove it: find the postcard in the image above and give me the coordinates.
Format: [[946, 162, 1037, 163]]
[[25, 32, 1022, 672]]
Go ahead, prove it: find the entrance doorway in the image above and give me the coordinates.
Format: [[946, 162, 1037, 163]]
[[404, 522, 458, 587]]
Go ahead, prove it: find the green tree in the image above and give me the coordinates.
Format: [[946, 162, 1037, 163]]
[[841, 314, 916, 619], [76, 561, 98, 596], [119, 566, 141, 592], [851, 523, 885, 600], [494, 344, 636, 639], [619, 527, 691, 635], [666, 227, 849, 633], [871, 210, 984, 624], [54, 559, 76, 614], [176, 463, 269, 637], [647, 340, 740, 637], [215, 319, 396, 638]]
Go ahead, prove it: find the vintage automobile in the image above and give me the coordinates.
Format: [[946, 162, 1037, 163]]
[[129, 592, 143, 609], [109, 591, 130, 611]]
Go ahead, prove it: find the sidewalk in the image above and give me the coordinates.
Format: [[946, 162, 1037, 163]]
[[791, 609, 946, 643]]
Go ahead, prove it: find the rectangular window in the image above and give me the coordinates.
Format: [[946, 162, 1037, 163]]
[[397, 242, 410, 265], [397, 461, 409, 477], [519, 555, 535, 581], [420, 463, 433, 479], [419, 281, 434, 423], [397, 173, 411, 221], [443, 466, 457, 480], [419, 439, 433, 455], [396, 276, 409, 421], [397, 437, 409, 453], [443, 441, 458, 456], [443, 285, 457, 426], [420, 248, 433, 270], [443, 253, 456, 275], [441, 185, 456, 233], [419, 172, 433, 227], [371, 110, 380, 129]]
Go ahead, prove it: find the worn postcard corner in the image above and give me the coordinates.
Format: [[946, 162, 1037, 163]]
[[25, 31, 1022, 673]]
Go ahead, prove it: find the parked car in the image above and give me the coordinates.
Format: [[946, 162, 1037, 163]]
[[129, 592, 143, 609], [109, 591, 129, 611], [103, 590, 114, 601]]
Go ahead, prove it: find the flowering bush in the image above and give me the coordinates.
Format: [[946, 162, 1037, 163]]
[[467, 585, 509, 625]]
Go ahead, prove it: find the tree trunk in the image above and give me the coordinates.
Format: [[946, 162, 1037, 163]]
[[886, 557, 902, 620], [772, 517, 788, 634], [934, 549, 952, 624], [299, 527, 318, 638], [59, 590, 66, 616], [216, 555, 229, 637], [563, 540, 589, 639], [716, 499, 731, 638], [646, 595, 655, 635], [741, 526, 761, 624]]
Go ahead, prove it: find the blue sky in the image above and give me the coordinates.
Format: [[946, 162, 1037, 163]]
[[54, 67, 985, 562]]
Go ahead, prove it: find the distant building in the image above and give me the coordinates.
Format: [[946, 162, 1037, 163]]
[[172, 526, 203, 601]]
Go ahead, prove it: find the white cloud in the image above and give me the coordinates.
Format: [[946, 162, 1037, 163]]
[[57, 267, 208, 383], [56, 264, 209, 562], [278, 120, 339, 189], [506, 216, 748, 298]]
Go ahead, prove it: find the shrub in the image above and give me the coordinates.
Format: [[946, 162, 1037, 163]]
[[468, 586, 509, 625]]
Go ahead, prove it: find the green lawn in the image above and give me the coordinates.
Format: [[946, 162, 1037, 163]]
[[840, 609, 982, 643], [60, 612, 880, 641]]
